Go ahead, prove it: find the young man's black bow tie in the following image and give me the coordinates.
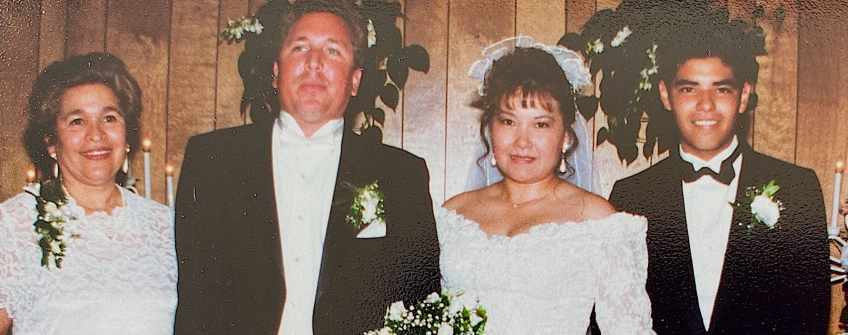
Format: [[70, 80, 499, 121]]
[[682, 148, 741, 185]]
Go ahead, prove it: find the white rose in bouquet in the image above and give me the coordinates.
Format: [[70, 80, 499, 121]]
[[437, 322, 453, 335], [387, 301, 407, 321], [750, 194, 780, 228]]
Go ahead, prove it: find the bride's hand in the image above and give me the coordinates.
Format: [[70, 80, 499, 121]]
[[0, 308, 11, 335]]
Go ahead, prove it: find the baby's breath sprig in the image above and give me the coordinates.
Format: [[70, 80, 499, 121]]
[[219, 16, 264, 43]]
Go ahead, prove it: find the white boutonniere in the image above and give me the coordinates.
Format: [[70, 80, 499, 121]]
[[731, 180, 784, 232], [24, 179, 82, 269], [344, 180, 387, 238], [364, 289, 487, 335]]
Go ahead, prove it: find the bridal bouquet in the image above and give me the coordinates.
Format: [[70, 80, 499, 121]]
[[365, 289, 487, 335]]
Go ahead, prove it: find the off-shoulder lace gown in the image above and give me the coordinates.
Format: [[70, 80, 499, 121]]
[[0, 189, 177, 335], [437, 208, 654, 335]]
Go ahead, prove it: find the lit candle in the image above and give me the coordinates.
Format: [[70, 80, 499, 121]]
[[832, 159, 845, 235], [26, 168, 36, 186], [166, 164, 174, 210], [143, 139, 152, 199]]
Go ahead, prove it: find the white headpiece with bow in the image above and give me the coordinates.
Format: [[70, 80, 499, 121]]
[[467, 35, 593, 97]]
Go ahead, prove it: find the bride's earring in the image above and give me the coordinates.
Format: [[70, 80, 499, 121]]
[[50, 152, 59, 178], [122, 146, 130, 173], [490, 154, 497, 167], [558, 141, 569, 174]]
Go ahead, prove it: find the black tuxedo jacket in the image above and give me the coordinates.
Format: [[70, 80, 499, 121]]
[[173, 122, 441, 335], [609, 144, 828, 335]]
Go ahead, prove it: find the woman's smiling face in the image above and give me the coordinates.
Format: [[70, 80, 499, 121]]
[[49, 83, 127, 188], [490, 92, 568, 184]]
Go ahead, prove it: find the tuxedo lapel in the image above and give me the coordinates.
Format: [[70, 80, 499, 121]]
[[708, 144, 764, 333], [316, 129, 364, 302], [226, 123, 285, 331], [649, 155, 708, 334], [251, 123, 284, 289]]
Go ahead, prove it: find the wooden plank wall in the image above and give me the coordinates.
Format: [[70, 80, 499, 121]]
[[2, 0, 847, 332]]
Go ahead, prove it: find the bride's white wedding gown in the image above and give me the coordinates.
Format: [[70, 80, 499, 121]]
[[437, 208, 655, 335], [0, 189, 176, 335]]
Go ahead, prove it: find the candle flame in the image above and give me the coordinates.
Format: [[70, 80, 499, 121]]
[[142, 139, 152, 152], [166, 165, 174, 176], [26, 169, 36, 182], [838, 159, 845, 173]]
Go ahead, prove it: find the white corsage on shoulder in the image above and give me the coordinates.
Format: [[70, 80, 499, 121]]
[[344, 180, 387, 238], [24, 179, 83, 269], [467, 35, 593, 96]]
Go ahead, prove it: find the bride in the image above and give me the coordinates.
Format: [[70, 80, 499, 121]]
[[437, 37, 654, 334]]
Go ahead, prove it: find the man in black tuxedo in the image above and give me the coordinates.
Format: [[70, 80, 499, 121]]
[[608, 22, 829, 335], [173, 0, 440, 334]]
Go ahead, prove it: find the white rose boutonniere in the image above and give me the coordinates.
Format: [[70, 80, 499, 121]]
[[731, 180, 784, 232], [344, 180, 387, 238]]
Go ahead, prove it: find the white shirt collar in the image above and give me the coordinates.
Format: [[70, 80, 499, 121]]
[[679, 136, 739, 173], [276, 111, 344, 148]]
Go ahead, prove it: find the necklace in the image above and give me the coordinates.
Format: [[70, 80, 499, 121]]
[[510, 195, 547, 209]]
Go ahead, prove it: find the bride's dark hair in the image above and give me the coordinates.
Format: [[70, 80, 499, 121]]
[[471, 47, 578, 172]]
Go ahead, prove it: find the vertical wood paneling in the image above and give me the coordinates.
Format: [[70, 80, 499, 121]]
[[0, 0, 41, 199], [798, 1, 847, 220], [752, 0, 798, 163], [65, 0, 106, 55], [167, 0, 220, 189], [106, 0, 171, 202], [214, 0, 251, 130], [445, 0, 515, 200], [727, 0, 756, 20], [597, 0, 618, 10], [39, 0, 65, 70], [798, 2, 848, 332], [516, 0, 565, 44], [380, 0, 405, 149], [404, 0, 449, 204], [566, 0, 595, 33]]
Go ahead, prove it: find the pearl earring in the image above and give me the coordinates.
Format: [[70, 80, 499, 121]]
[[50, 152, 59, 178], [122, 146, 130, 173], [558, 141, 569, 174]]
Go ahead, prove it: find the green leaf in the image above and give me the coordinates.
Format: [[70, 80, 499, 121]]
[[386, 53, 409, 88], [762, 180, 780, 197], [597, 127, 610, 146], [380, 83, 400, 110], [403, 44, 430, 73], [576, 96, 599, 119]]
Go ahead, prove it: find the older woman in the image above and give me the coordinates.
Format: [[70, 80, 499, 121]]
[[437, 37, 654, 334], [0, 53, 176, 334]]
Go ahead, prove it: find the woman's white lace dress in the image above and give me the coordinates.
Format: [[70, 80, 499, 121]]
[[0, 188, 177, 335], [437, 208, 654, 335]]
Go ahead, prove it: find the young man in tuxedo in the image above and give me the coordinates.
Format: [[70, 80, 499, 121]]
[[173, 0, 440, 334], [608, 22, 829, 335]]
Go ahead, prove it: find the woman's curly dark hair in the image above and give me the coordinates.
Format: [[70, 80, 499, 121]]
[[25, 52, 142, 181], [471, 47, 577, 168]]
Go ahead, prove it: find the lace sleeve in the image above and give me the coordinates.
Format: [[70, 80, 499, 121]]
[[593, 214, 655, 335], [0, 194, 35, 318]]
